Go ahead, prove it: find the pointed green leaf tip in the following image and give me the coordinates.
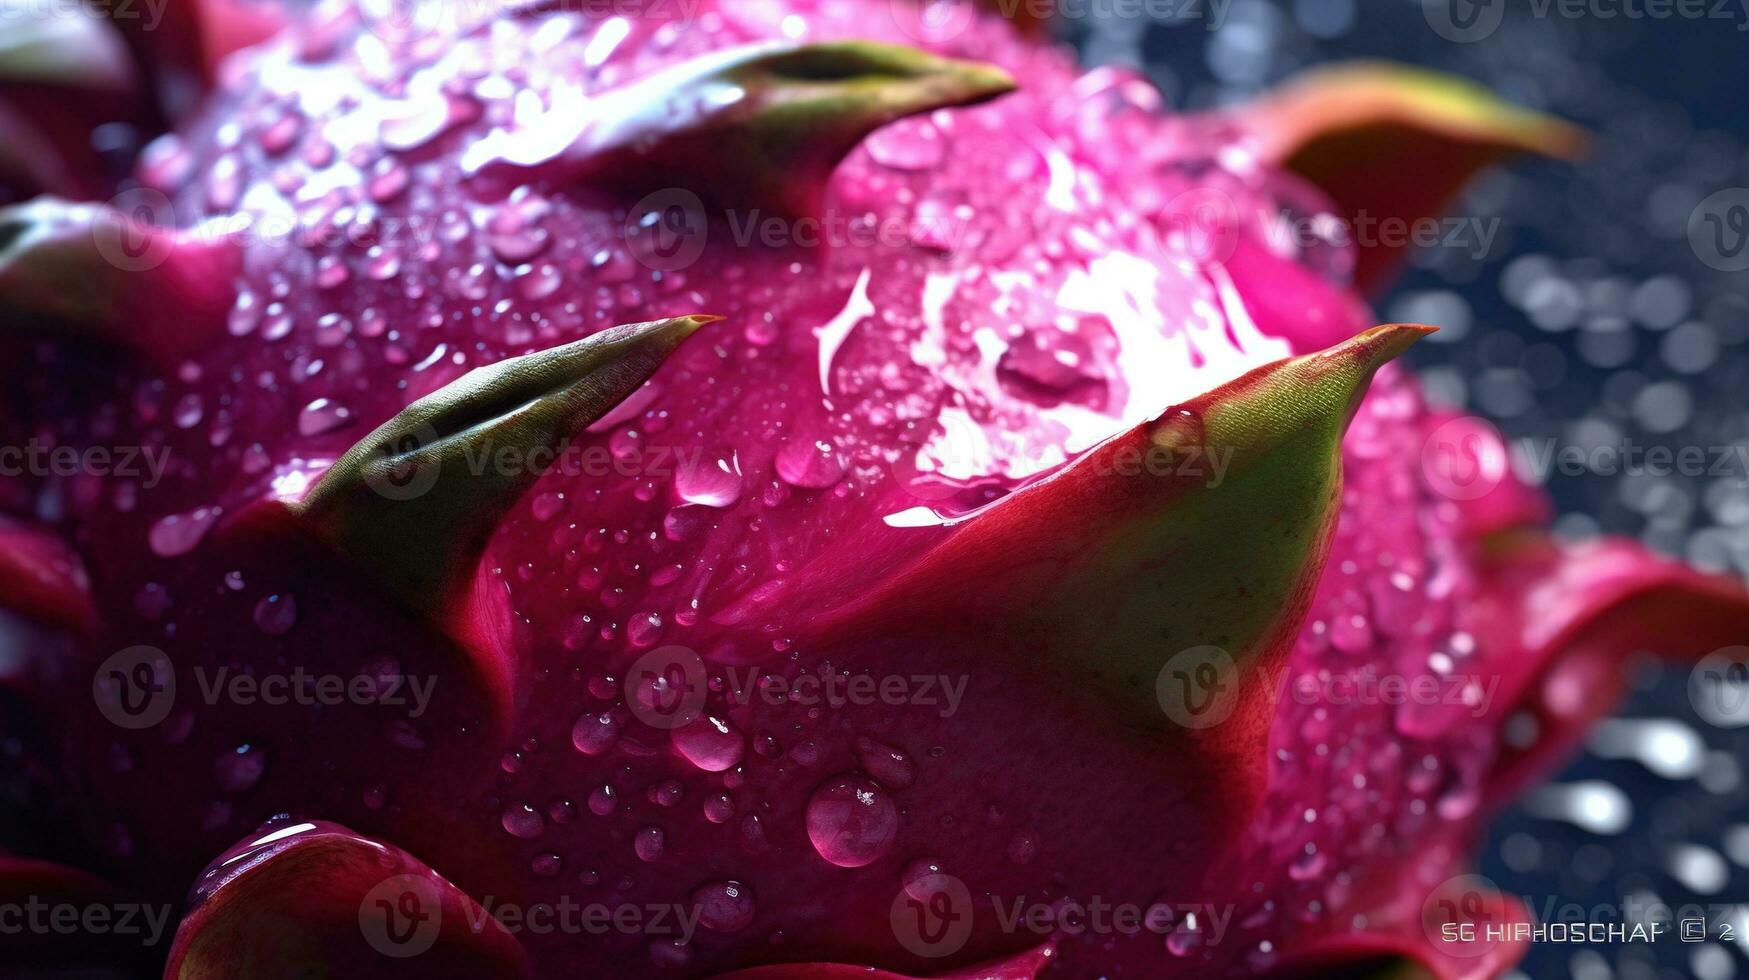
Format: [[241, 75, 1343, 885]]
[[291, 315, 719, 623], [489, 40, 1015, 216], [812, 324, 1433, 728]]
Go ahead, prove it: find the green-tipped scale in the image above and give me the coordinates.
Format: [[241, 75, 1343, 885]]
[[809, 323, 1432, 728], [769, 324, 1430, 858], [289, 315, 719, 627], [476, 40, 1016, 216]]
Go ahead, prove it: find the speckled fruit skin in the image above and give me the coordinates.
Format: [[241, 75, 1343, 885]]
[[1, 1, 1745, 978]]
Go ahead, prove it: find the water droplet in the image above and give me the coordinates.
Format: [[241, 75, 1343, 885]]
[[490, 227, 550, 265], [368, 160, 409, 202], [228, 292, 261, 336], [1287, 847, 1326, 880], [1166, 913, 1204, 956], [634, 825, 665, 861], [627, 611, 663, 648], [380, 94, 454, 151], [501, 802, 544, 839], [297, 398, 354, 436], [648, 938, 693, 968], [703, 793, 735, 824], [901, 857, 949, 900], [995, 326, 1107, 408], [805, 774, 898, 868], [315, 255, 350, 289], [673, 714, 744, 772], [365, 246, 402, 280], [262, 304, 293, 341], [253, 593, 298, 635], [663, 504, 712, 541], [214, 743, 267, 794], [259, 112, 302, 155], [864, 119, 945, 171], [148, 506, 222, 557], [691, 880, 756, 932], [516, 262, 563, 300], [588, 784, 617, 816], [571, 711, 620, 756], [675, 453, 744, 507], [530, 491, 566, 522], [776, 437, 845, 489], [173, 393, 204, 428], [855, 739, 916, 789]]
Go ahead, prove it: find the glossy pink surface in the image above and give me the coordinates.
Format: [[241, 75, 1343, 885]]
[[4, 2, 1742, 977]]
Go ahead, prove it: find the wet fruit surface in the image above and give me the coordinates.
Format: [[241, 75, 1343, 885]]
[[1, 1, 1742, 977]]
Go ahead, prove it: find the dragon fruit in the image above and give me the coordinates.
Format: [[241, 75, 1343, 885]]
[[0, 0, 1743, 977]]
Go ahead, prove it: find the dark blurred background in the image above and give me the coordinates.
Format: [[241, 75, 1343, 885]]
[[1060, 1, 1749, 976]]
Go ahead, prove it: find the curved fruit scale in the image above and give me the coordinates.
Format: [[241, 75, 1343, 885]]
[[0, 1, 1740, 978]]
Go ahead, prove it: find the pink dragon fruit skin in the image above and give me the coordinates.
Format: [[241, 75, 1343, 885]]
[[1, 0, 1745, 977]]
